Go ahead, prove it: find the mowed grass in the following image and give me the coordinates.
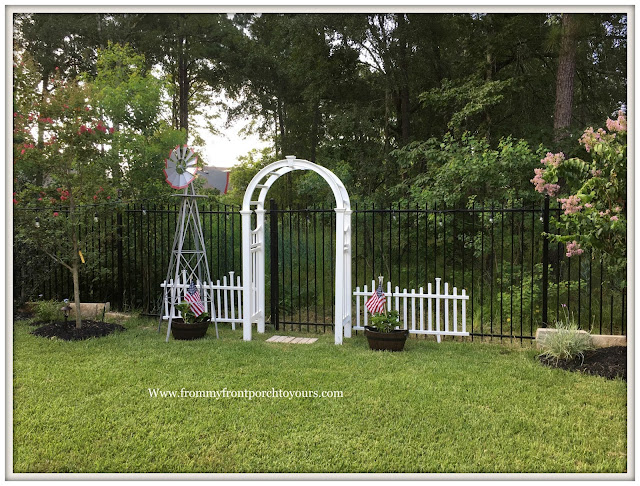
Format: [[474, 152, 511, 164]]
[[12, 317, 627, 474]]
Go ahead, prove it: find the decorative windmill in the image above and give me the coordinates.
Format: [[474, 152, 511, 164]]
[[159, 145, 218, 341]]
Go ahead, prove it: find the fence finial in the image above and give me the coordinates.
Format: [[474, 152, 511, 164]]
[[378, 275, 384, 287]]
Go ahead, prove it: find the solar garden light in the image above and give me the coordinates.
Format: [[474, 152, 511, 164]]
[[142, 206, 147, 216], [34, 217, 40, 228], [94, 212, 99, 223], [60, 299, 72, 324]]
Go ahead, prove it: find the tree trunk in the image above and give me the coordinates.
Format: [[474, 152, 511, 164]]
[[69, 194, 82, 329], [178, 35, 189, 138], [277, 99, 285, 157], [553, 13, 577, 143], [310, 102, 320, 162], [397, 14, 410, 144]]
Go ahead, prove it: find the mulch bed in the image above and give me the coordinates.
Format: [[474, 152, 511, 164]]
[[13, 310, 34, 322], [31, 320, 125, 341], [539, 346, 627, 381]]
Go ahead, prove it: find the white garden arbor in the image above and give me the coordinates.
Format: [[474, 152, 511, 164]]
[[241, 156, 352, 344]]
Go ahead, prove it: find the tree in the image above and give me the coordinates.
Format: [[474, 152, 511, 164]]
[[553, 13, 578, 142], [531, 110, 626, 283], [14, 65, 116, 328]]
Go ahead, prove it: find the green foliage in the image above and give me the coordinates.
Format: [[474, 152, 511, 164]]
[[419, 76, 512, 136], [538, 308, 594, 363], [532, 111, 627, 282], [33, 300, 64, 323], [175, 301, 210, 325], [391, 133, 543, 208], [368, 310, 400, 333]]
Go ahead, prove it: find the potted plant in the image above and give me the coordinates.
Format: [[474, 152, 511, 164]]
[[171, 301, 210, 340], [364, 310, 409, 351]]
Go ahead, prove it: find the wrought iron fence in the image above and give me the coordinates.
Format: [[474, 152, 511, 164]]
[[13, 199, 626, 341]]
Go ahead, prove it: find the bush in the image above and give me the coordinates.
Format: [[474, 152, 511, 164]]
[[34, 300, 63, 323], [539, 309, 593, 363]]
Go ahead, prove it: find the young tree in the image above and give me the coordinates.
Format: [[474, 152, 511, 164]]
[[531, 110, 626, 282], [14, 61, 115, 328]]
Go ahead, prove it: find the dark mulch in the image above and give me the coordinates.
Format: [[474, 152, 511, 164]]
[[539, 346, 627, 381], [31, 320, 125, 341], [13, 310, 34, 322]]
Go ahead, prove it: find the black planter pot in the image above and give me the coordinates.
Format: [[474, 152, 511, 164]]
[[364, 326, 409, 351], [170, 319, 209, 340]]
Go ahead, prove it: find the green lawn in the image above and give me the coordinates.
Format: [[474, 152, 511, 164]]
[[12, 317, 627, 474]]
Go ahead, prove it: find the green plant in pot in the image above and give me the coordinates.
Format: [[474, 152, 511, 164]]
[[364, 310, 409, 352], [171, 301, 210, 340]]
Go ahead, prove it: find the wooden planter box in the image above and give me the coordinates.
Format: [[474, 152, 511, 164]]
[[170, 319, 209, 340], [364, 326, 409, 352]]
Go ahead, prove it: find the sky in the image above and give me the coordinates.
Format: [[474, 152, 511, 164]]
[[200, 118, 269, 170]]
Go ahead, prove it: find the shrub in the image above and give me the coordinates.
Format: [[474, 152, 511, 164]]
[[34, 300, 63, 323], [539, 309, 593, 363]]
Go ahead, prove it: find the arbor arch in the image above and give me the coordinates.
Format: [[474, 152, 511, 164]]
[[241, 156, 352, 344]]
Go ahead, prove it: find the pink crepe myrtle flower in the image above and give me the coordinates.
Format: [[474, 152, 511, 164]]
[[610, 215, 619, 221], [531, 168, 546, 193], [606, 110, 627, 133], [566, 240, 584, 258], [579, 127, 608, 153], [53, 212, 59, 217], [584, 203, 593, 209], [542, 184, 560, 197], [541, 152, 565, 168], [558, 195, 582, 215]]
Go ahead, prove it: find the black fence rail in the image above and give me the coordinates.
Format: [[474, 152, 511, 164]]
[[14, 200, 626, 341]]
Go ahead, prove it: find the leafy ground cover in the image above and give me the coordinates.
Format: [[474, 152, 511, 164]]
[[13, 317, 627, 474]]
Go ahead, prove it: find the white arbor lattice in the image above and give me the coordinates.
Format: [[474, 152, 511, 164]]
[[241, 156, 352, 345]]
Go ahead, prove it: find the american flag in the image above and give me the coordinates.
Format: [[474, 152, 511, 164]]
[[184, 281, 205, 317], [365, 282, 387, 315]]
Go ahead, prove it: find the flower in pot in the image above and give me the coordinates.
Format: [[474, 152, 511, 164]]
[[171, 301, 210, 340], [364, 310, 409, 352]]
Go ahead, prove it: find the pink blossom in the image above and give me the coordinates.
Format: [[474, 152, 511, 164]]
[[614, 206, 621, 212], [584, 203, 593, 209], [579, 127, 608, 152], [558, 195, 582, 215], [106, 196, 111, 200], [610, 215, 619, 221], [566, 241, 584, 257], [590, 169, 602, 177], [20, 149, 25, 155], [93, 195, 98, 201], [53, 212, 59, 217], [109, 127, 114, 134], [38, 197, 42, 201], [606, 110, 627, 132], [13, 198, 18, 205], [541, 152, 565, 168], [542, 183, 560, 196], [531, 168, 546, 193]]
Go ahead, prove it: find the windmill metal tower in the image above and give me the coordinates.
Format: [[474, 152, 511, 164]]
[[158, 145, 218, 341]]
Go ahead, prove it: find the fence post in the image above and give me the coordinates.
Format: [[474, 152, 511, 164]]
[[542, 195, 550, 328], [269, 198, 279, 330], [116, 208, 124, 310]]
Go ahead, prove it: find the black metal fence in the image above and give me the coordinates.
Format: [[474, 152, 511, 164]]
[[14, 199, 626, 341]]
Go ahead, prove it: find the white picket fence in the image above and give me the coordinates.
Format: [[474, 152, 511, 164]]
[[353, 278, 469, 342], [160, 271, 243, 329]]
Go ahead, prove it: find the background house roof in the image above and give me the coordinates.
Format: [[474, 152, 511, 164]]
[[199, 166, 230, 194]]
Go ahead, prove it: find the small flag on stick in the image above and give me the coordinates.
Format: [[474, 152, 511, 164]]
[[365, 278, 387, 315], [184, 281, 205, 317]]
